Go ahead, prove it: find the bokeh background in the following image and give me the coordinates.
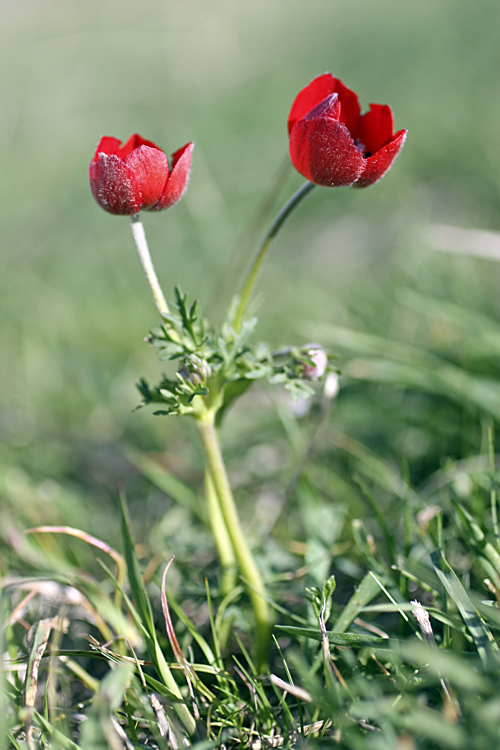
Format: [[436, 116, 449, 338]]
[[2, 0, 500, 555]]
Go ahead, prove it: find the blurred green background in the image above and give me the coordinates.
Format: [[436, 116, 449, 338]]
[[2, 0, 500, 549]]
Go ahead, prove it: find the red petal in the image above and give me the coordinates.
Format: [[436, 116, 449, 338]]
[[353, 129, 407, 188], [357, 104, 395, 156], [289, 118, 364, 187], [302, 93, 341, 122], [118, 133, 162, 160], [288, 74, 361, 137], [288, 74, 338, 135], [92, 136, 122, 163], [152, 142, 193, 211], [332, 78, 362, 138], [123, 145, 169, 209], [89, 153, 142, 215]]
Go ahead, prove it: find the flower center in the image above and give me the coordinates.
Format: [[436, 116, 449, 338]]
[[354, 139, 371, 159]]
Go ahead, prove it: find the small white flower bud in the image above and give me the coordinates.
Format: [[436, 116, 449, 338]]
[[323, 372, 339, 400], [298, 345, 328, 381]]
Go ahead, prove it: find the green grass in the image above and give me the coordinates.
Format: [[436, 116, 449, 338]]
[[3, 0, 500, 747], [4, 244, 500, 749]]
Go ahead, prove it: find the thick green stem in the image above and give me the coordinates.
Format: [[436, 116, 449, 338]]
[[130, 214, 169, 316], [204, 468, 237, 597], [196, 414, 271, 671], [233, 181, 317, 332]]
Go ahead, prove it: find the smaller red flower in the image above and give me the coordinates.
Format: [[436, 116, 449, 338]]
[[89, 134, 193, 215], [288, 74, 406, 188]]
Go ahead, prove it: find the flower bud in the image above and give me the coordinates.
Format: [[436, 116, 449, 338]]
[[178, 356, 211, 386], [89, 134, 193, 215], [297, 345, 328, 381]]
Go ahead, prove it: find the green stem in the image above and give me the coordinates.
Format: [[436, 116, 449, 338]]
[[233, 181, 317, 332], [208, 156, 292, 320], [130, 214, 169, 316], [196, 414, 271, 671], [204, 468, 237, 597]]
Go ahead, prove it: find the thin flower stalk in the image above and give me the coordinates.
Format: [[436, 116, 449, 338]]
[[233, 180, 316, 332], [130, 215, 170, 316]]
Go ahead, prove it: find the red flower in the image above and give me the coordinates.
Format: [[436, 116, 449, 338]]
[[89, 134, 193, 215], [288, 74, 406, 188]]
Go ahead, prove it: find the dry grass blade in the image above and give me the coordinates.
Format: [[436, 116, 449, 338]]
[[249, 720, 334, 749], [160, 558, 185, 667], [23, 615, 68, 748], [3, 588, 38, 630], [318, 599, 334, 689], [149, 692, 181, 749], [411, 601, 461, 720], [25, 526, 126, 600], [269, 674, 312, 703], [160, 558, 216, 703]]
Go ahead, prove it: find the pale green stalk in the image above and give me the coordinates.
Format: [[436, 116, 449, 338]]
[[196, 413, 270, 671], [130, 214, 169, 316], [204, 468, 237, 597]]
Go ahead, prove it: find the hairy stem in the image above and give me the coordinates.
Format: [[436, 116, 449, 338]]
[[204, 468, 237, 597], [196, 414, 271, 671], [130, 215, 169, 316], [233, 181, 316, 332]]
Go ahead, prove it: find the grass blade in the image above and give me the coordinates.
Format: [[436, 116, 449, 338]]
[[276, 625, 389, 648], [333, 572, 381, 634], [431, 549, 497, 671], [118, 489, 196, 735], [123, 445, 205, 520]]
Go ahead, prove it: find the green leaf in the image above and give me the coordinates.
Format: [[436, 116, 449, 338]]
[[275, 625, 389, 648], [313, 323, 500, 418], [283, 380, 315, 401], [118, 489, 155, 639], [188, 386, 209, 402], [333, 572, 381, 633], [397, 708, 465, 748], [399, 641, 489, 691], [30, 711, 81, 750], [451, 499, 500, 584], [123, 445, 204, 520], [174, 286, 198, 345], [117, 491, 196, 735], [432, 549, 498, 671]]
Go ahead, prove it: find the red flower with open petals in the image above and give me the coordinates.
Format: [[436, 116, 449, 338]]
[[89, 134, 193, 215], [288, 74, 406, 188]]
